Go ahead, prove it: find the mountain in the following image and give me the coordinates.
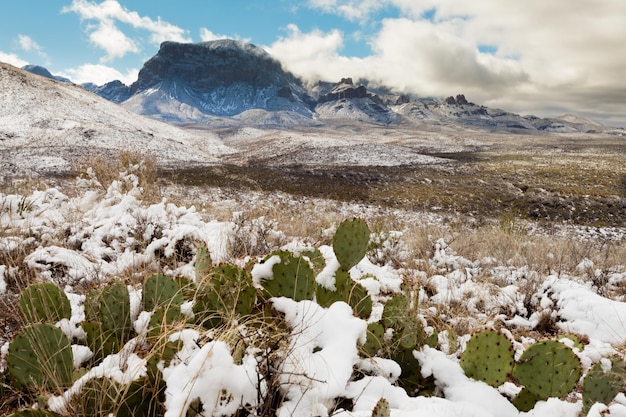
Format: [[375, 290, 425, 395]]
[[0, 62, 229, 176], [121, 40, 315, 124], [22, 64, 71, 83], [77, 40, 619, 133]]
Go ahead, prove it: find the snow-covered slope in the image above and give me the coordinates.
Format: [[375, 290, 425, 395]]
[[0, 63, 231, 176]]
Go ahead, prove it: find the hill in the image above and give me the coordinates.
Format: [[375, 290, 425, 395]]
[[0, 62, 230, 177]]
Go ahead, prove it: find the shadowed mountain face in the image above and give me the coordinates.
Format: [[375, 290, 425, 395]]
[[123, 40, 315, 120]]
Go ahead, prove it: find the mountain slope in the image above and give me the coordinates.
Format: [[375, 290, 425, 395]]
[[0, 63, 230, 176], [122, 40, 314, 123]]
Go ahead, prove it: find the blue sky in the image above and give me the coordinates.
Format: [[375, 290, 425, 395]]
[[1, 1, 625, 126]]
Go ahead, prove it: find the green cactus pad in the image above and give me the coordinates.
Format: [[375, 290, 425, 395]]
[[143, 273, 183, 312], [371, 398, 390, 417], [260, 251, 314, 302], [194, 264, 256, 328], [512, 387, 542, 412], [18, 282, 71, 325], [513, 340, 581, 399], [301, 248, 326, 276], [195, 241, 212, 280], [333, 218, 370, 270], [460, 330, 515, 387], [7, 323, 73, 392], [347, 281, 373, 320], [582, 357, 626, 414], [362, 322, 385, 357]]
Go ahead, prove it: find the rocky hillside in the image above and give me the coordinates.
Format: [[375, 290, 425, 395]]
[[0, 63, 229, 177]]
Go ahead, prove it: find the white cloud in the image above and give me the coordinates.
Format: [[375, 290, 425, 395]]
[[59, 63, 138, 85], [16, 34, 50, 64], [293, 0, 626, 125], [268, 24, 363, 83], [62, 0, 191, 61], [0, 52, 28, 68], [199, 28, 251, 44]]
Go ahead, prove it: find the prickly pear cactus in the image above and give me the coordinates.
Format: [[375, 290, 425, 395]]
[[84, 281, 133, 357], [460, 329, 515, 387], [7, 323, 73, 392], [18, 282, 71, 325], [361, 322, 385, 357], [260, 251, 314, 302], [333, 218, 370, 270], [195, 241, 212, 280], [194, 264, 256, 328], [143, 273, 184, 312], [582, 357, 626, 414], [512, 387, 542, 412], [513, 340, 581, 400], [371, 398, 390, 417], [347, 280, 373, 320]]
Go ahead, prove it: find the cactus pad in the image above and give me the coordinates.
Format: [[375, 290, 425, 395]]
[[7, 411, 59, 417], [371, 398, 390, 417], [582, 357, 626, 413], [512, 387, 542, 412], [195, 241, 212, 280], [18, 282, 71, 325], [460, 329, 515, 387], [333, 218, 370, 270], [362, 322, 385, 357], [143, 273, 183, 312], [7, 323, 73, 392], [513, 340, 581, 399], [260, 251, 314, 302]]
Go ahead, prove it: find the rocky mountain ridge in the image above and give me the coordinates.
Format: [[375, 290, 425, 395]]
[[19, 41, 624, 133]]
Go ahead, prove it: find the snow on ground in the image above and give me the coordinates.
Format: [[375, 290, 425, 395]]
[[1, 172, 625, 416]]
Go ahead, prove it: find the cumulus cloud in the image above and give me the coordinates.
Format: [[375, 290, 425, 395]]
[[59, 63, 138, 85], [62, 0, 191, 61], [267, 24, 364, 83], [291, 0, 626, 125], [0, 51, 28, 68], [199, 28, 251, 44]]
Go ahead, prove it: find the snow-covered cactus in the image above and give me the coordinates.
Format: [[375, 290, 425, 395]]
[[332, 218, 370, 270], [460, 329, 515, 387], [7, 323, 73, 392], [362, 322, 385, 356], [582, 357, 626, 414], [316, 269, 372, 319], [259, 250, 315, 302], [512, 340, 581, 404], [18, 282, 71, 325]]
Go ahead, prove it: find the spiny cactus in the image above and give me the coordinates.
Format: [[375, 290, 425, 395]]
[[362, 322, 385, 357], [143, 273, 184, 312], [513, 340, 581, 401], [194, 264, 256, 328], [371, 398, 390, 417], [195, 240, 213, 280], [84, 281, 133, 358], [333, 218, 370, 270], [582, 357, 626, 414], [511, 387, 542, 412], [259, 251, 314, 302], [460, 329, 515, 387], [18, 282, 71, 325], [75, 376, 158, 417], [7, 323, 73, 392]]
